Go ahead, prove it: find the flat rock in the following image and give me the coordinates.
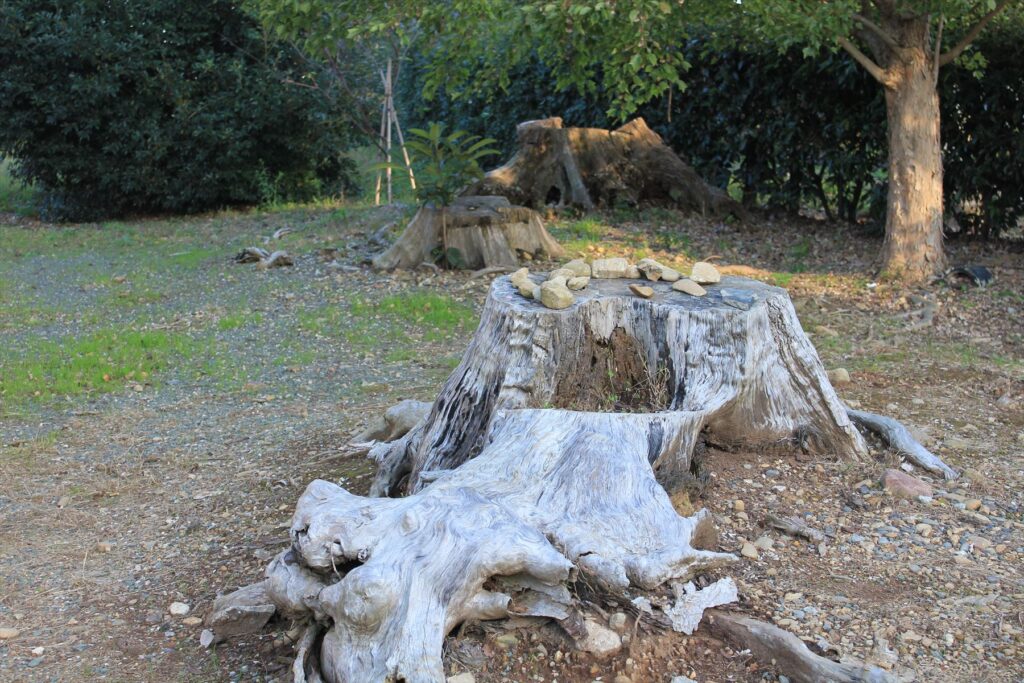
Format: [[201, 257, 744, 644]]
[[608, 612, 628, 633], [672, 279, 706, 296], [625, 264, 641, 278], [447, 673, 476, 683], [591, 257, 630, 279], [549, 268, 576, 280], [690, 261, 721, 284], [629, 283, 654, 299], [563, 258, 591, 277], [882, 469, 932, 499], [740, 542, 759, 559], [0, 628, 19, 640], [509, 267, 530, 286], [169, 602, 190, 616], [540, 280, 574, 309], [566, 276, 590, 291]]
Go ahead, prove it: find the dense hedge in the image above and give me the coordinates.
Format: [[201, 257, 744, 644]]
[[0, 0, 358, 221], [399, 33, 1023, 238]]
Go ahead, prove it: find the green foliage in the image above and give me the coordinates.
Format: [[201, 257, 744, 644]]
[[400, 28, 1024, 237], [0, 0, 359, 221], [391, 123, 499, 208]]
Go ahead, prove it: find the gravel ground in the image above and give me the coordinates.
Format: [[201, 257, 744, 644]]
[[0, 205, 1021, 682]]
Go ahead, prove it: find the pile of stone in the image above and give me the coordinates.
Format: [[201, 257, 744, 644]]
[[511, 258, 723, 310]]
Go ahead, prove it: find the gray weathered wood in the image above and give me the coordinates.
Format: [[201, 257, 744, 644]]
[[848, 408, 959, 479], [706, 610, 895, 683], [372, 275, 870, 496]]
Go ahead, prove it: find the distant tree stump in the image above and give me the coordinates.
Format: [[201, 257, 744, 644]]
[[469, 117, 745, 219], [372, 195, 564, 270]]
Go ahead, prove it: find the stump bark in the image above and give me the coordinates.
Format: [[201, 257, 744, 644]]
[[212, 273, 954, 683], [469, 117, 745, 219], [372, 195, 564, 271]]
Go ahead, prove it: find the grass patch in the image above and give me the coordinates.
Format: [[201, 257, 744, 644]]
[[217, 311, 261, 331], [0, 329, 193, 407]]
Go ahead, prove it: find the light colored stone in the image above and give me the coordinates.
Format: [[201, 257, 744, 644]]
[[516, 281, 535, 298], [827, 368, 851, 384], [733, 499, 745, 512], [965, 499, 982, 511], [95, 541, 114, 553], [494, 633, 518, 649], [546, 275, 567, 287], [629, 284, 654, 299], [590, 257, 630, 279], [690, 261, 721, 284], [637, 258, 681, 282], [567, 276, 590, 291], [579, 618, 622, 658], [0, 628, 19, 640], [540, 280, 574, 310], [882, 469, 932, 499], [169, 602, 190, 617], [447, 673, 476, 683], [183, 616, 203, 626], [966, 534, 992, 550], [671, 677, 698, 683], [625, 265, 641, 279], [672, 279, 706, 296], [740, 542, 758, 560], [510, 267, 530, 286], [753, 535, 774, 551], [550, 268, 576, 280], [563, 258, 591, 277], [608, 612, 628, 634]]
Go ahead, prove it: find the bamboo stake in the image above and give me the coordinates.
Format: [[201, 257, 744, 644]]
[[384, 59, 393, 204]]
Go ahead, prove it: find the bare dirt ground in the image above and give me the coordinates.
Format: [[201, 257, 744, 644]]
[[0, 205, 1021, 683]]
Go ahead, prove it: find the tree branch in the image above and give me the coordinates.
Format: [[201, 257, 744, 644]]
[[838, 36, 890, 86], [939, 0, 1014, 67], [852, 13, 899, 50], [933, 14, 944, 81]]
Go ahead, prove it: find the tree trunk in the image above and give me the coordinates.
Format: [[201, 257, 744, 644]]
[[880, 49, 946, 281], [372, 195, 564, 270], [470, 117, 746, 219]]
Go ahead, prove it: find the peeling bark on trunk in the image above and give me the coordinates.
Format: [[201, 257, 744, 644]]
[[372, 275, 867, 497], [372, 195, 564, 271], [470, 117, 745, 219], [880, 49, 946, 281]]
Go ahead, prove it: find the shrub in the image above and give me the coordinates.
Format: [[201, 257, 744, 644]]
[[0, 0, 359, 221]]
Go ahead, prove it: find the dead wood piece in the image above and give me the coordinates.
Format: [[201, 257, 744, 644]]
[[705, 610, 895, 683], [257, 251, 294, 269], [235, 247, 270, 264], [351, 399, 431, 444], [202, 581, 277, 645], [766, 514, 826, 544], [848, 409, 959, 479], [372, 195, 564, 271], [470, 117, 744, 219]]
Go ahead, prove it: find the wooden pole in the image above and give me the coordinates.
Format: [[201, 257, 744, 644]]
[[391, 107, 416, 192], [374, 99, 386, 206], [384, 59, 393, 205]]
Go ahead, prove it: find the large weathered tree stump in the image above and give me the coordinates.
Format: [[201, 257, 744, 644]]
[[373, 275, 869, 497], [468, 117, 745, 219], [210, 273, 955, 683], [372, 195, 564, 270]]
